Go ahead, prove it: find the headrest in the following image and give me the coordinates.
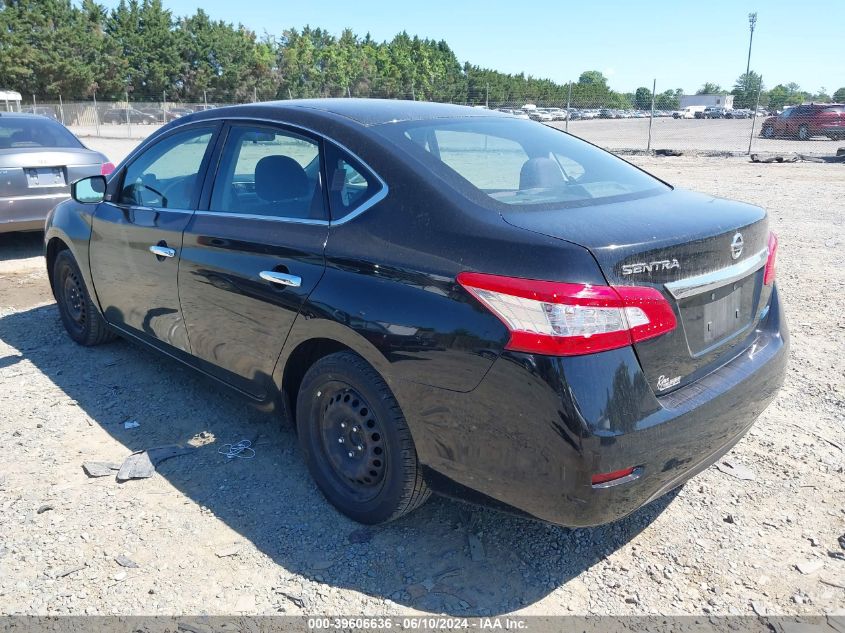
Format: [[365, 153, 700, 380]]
[[519, 157, 566, 190], [255, 155, 309, 202]]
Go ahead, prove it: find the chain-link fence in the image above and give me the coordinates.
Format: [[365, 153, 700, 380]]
[[15, 87, 843, 156]]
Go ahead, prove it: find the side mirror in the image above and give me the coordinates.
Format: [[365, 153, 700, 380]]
[[71, 175, 107, 204]]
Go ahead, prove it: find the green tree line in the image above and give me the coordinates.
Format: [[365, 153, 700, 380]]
[[695, 74, 841, 111], [3, 0, 840, 108], [0, 0, 685, 107]]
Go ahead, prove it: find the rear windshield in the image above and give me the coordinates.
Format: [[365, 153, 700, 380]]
[[0, 118, 83, 149], [375, 117, 667, 209]]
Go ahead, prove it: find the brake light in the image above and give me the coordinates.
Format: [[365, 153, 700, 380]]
[[764, 231, 778, 285], [456, 272, 677, 356], [100, 162, 115, 176]]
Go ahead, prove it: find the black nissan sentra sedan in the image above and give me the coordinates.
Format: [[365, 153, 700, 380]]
[[44, 100, 788, 527]]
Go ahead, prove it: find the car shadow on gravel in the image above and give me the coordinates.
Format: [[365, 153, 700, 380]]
[[1, 303, 676, 616]]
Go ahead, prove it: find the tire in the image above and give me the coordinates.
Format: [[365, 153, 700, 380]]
[[296, 351, 430, 524], [762, 125, 774, 139], [798, 124, 810, 140], [52, 250, 116, 346]]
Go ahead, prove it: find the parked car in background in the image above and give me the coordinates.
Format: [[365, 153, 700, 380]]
[[702, 106, 727, 119], [528, 110, 553, 122], [0, 113, 112, 232], [726, 109, 752, 119], [760, 103, 845, 140], [101, 107, 157, 125], [139, 107, 181, 123], [168, 107, 194, 117], [46, 100, 786, 528], [22, 106, 59, 121]]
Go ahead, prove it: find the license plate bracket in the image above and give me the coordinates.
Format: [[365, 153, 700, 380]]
[[25, 167, 66, 188], [679, 274, 757, 356]]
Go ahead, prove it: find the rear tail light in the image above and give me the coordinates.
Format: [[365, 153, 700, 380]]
[[456, 272, 677, 356], [100, 162, 115, 176], [764, 231, 778, 285]]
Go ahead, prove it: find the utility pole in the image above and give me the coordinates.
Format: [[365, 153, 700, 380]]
[[745, 12, 757, 106], [253, 86, 258, 103], [203, 89, 208, 109], [485, 83, 489, 108]]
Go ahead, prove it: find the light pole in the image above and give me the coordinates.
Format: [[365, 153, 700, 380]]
[[745, 12, 757, 106]]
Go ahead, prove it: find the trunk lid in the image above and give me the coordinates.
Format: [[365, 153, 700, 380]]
[[501, 188, 772, 394], [0, 148, 105, 198]]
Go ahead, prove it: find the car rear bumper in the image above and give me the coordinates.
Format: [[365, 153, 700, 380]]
[[402, 286, 788, 527], [0, 192, 67, 233]]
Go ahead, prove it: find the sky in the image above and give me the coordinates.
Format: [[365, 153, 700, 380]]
[[99, 0, 845, 95]]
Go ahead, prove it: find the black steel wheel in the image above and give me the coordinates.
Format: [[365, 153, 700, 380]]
[[52, 250, 116, 346], [296, 351, 430, 524]]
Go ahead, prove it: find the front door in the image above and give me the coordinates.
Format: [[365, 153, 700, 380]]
[[178, 122, 329, 397], [89, 124, 219, 351]]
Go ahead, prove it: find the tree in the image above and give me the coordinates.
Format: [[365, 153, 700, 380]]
[[655, 88, 682, 111], [634, 86, 651, 109], [834, 87, 845, 103], [578, 70, 607, 86], [731, 71, 764, 109], [696, 82, 723, 95]]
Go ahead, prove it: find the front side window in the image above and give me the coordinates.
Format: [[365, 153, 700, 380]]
[[210, 125, 325, 220], [118, 127, 214, 209], [375, 117, 666, 209]]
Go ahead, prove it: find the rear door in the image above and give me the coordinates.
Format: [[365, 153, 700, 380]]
[[178, 122, 329, 397], [89, 123, 219, 351]]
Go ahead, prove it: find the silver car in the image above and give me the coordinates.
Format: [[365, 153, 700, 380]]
[[0, 113, 111, 233]]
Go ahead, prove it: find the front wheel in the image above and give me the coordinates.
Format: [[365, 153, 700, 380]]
[[296, 352, 430, 524], [52, 250, 116, 346], [762, 125, 774, 139], [798, 124, 810, 140]]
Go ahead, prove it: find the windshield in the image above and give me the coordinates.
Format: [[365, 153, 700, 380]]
[[0, 117, 84, 149], [374, 117, 667, 209]]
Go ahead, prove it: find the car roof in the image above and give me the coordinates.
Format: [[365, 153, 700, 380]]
[[201, 98, 510, 127], [0, 112, 54, 120]]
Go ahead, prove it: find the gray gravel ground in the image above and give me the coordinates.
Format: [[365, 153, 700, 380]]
[[0, 154, 843, 617]]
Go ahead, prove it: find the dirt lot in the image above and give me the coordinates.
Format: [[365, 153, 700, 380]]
[[0, 154, 843, 618]]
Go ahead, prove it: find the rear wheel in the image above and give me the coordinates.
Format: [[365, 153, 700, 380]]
[[296, 351, 430, 524], [52, 250, 116, 346]]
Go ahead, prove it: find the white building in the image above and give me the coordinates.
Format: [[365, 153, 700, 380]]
[[679, 94, 734, 110]]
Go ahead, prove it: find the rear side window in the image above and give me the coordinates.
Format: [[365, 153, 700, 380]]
[[0, 118, 83, 149], [376, 117, 665, 209], [823, 106, 844, 114], [325, 143, 383, 220], [210, 125, 325, 221]]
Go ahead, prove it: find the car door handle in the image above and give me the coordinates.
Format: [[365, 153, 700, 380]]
[[259, 271, 302, 288], [149, 245, 176, 258]]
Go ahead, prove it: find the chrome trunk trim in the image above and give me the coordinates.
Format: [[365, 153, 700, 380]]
[[664, 248, 768, 300]]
